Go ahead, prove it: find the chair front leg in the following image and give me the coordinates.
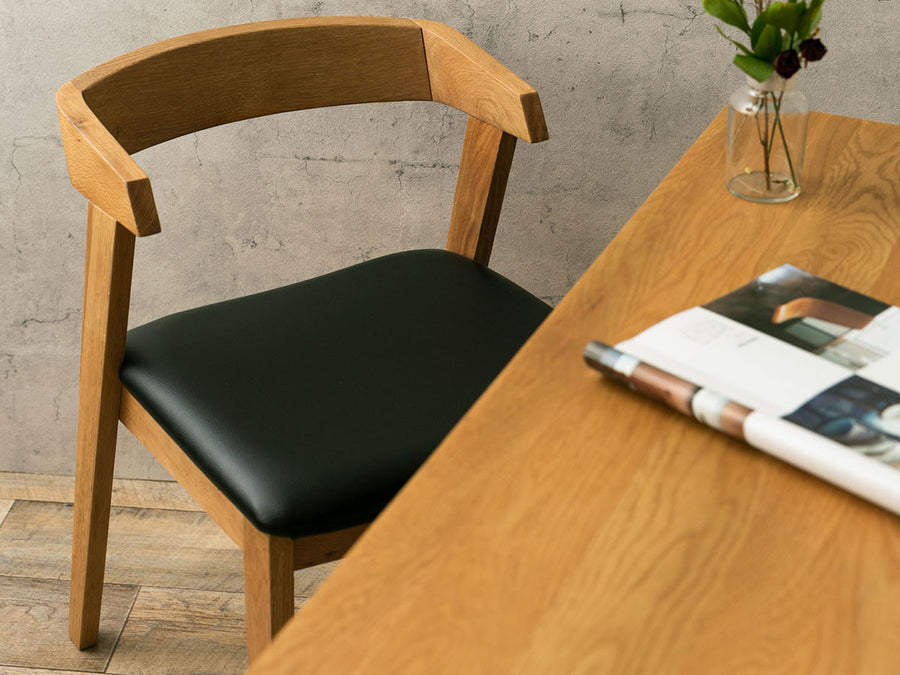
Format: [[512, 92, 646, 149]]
[[69, 205, 135, 648], [243, 520, 295, 663]]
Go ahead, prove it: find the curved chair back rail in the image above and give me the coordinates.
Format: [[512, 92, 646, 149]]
[[57, 16, 548, 237]]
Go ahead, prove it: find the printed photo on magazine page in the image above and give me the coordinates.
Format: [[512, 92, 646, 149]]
[[704, 265, 900, 371]]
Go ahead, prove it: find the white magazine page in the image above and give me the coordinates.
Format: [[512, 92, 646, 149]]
[[744, 412, 900, 516], [617, 306, 849, 416], [853, 307, 900, 390]]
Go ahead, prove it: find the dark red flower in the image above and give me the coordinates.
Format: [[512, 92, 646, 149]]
[[773, 49, 801, 79], [800, 38, 827, 62]]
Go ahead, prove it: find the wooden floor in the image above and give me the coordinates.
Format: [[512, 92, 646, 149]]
[[0, 472, 337, 674]]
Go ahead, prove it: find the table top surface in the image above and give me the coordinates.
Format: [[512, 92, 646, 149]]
[[249, 110, 900, 674]]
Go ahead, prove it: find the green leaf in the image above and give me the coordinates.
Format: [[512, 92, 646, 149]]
[[761, 2, 805, 34], [734, 54, 776, 82], [797, 6, 822, 38], [753, 24, 783, 61], [702, 0, 751, 34], [750, 15, 766, 50], [716, 24, 753, 55]]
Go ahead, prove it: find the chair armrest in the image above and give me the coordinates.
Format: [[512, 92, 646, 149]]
[[57, 81, 160, 236], [413, 20, 548, 144]]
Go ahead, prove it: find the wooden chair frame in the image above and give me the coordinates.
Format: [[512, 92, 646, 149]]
[[57, 17, 547, 662]]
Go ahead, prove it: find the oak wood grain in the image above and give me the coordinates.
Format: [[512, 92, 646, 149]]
[[0, 575, 137, 672], [242, 523, 293, 663], [0, 500, 11, 528], [0, 501, 242, 592], [101, 584, 328, 675], [0, 539, 333, 675], [56, 84, 159, 236], [74, 18, 432, 156], [292, 561, 337, 598], [0, 668, 99, 674], [292, 524, 367, 570], [119, 389, 245, 546], [0, 472, 200, 511], [446, 117, 517, 265], [105, 587, 247, 675], [57, 18, 547, 238], [120, 389, 366, 564], [249, 111, 900, 674], [414, 19, 547, 143], [69, 207, 135, 649]]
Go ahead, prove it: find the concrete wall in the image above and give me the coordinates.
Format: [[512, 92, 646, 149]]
[[2, 1, 898, 479]]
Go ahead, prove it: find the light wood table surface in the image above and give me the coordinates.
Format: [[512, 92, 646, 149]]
[[249, 110, 900, 674]]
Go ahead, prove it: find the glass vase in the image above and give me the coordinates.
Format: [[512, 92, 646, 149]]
[[726, 74, 809, 203]]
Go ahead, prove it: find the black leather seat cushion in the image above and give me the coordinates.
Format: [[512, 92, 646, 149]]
[[120, 250, 550, 538]]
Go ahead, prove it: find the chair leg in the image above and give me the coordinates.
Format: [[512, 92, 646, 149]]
[[69, 207, 135, 648], [69, 408, 119, 648], [243, 521, 294, 663]]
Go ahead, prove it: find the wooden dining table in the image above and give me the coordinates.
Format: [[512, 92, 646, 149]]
[[248, 109, 900, 673]]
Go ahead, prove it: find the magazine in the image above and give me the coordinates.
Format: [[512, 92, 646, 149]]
[[584, 264, 900, 516]]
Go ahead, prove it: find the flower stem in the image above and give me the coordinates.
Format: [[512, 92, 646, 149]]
[[771, 91, 798, 189], [763, 94, 772, 190]]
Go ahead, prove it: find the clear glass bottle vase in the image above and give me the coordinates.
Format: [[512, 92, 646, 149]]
[[726, 75, 809, 203]]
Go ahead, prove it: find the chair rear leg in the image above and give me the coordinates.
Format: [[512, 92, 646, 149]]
[[243, 521, 294, 663], [69, 207, 135, 648]]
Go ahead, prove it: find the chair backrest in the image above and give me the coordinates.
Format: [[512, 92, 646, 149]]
[[71, 18, 433, 155], [57, 17, 547, 262]]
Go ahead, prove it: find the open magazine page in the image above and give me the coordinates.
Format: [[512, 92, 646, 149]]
[[616, 306, 848, 416], [595, 265, 900, 513], [618, 265, 900, 413]]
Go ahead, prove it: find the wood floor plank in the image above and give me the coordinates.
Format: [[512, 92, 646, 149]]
[[105, 585, 323, 675], [294, 560, 338, 597], [0, 667, 96, 674], [0, 576, 137, 672], [0, 496, 338, 673], [0, 501, 243, 592], [110, 477, 199, 511], [106, 587, 248, 675], [0, 472, 200, 511]]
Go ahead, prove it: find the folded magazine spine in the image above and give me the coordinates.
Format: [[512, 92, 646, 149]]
[[584, 340, 900, 517]]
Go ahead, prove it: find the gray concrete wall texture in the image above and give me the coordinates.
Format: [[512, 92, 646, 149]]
[[2, 1, 898, 479]]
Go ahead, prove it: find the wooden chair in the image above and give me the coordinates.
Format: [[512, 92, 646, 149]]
[[57, 17, 549, 662]]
